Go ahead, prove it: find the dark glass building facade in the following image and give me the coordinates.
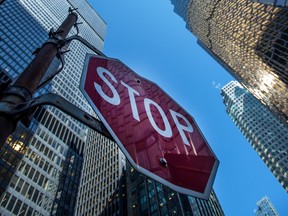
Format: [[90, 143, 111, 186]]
[[126, 162, 224, 216]]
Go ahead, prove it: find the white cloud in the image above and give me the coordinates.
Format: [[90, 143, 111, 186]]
[[212, 81, 222, 89]]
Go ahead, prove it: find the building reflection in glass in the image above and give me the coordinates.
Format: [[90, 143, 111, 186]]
[[184, 0, 288, 123]]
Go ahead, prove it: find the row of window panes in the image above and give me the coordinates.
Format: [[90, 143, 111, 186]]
[[1, 17, 45, 52], [1, 192, 34, 216], [34, 117, 84, 156], [28, 138, 63, 168], [3, 1, 47, 40], [18, 160, 54, 187]]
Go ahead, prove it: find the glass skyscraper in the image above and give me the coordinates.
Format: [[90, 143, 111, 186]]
[[221, 81, 288, 192], [254, 196, 279, 216], [0, 0, 108, 215], [125, 162, 224, 216], [170, 0, 288, 125]]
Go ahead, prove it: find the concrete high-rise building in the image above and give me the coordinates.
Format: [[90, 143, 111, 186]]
[[0, 0, 111, 215], [170, 0, 288, 124], [254, 196, 279, 216], [74, 132, 126, 216], [221, 81, 288, 192]]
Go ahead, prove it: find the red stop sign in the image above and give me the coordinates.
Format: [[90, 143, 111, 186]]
[[80, 54, 219, 199]]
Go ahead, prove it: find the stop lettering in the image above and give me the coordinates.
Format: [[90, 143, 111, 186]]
[[80, 54, 219, 199]]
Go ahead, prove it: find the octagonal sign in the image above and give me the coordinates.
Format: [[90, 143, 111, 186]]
[[80, 54, 219, 199]]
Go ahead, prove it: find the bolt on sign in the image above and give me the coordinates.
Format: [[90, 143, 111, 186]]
[[80, 54, 219, 199]]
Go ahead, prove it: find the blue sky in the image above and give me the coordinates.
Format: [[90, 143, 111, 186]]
[[89, 1, 288, 215]]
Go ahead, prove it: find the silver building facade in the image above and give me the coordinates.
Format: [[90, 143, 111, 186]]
[[74, 131, 126, 216], [254, 196, 279, 216], [221, 81, 288, 192], [0, 0, 109, 215]]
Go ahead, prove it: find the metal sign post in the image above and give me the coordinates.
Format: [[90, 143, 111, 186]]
[[0, 7, 114, 151], [0, 9, 78, 148]]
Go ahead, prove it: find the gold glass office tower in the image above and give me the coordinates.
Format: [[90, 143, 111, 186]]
[[171, 0, 288, 124], [249, 0, 288, 7]]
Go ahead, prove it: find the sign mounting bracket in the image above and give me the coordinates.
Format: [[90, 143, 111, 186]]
[[0, 93, 113, 140]]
